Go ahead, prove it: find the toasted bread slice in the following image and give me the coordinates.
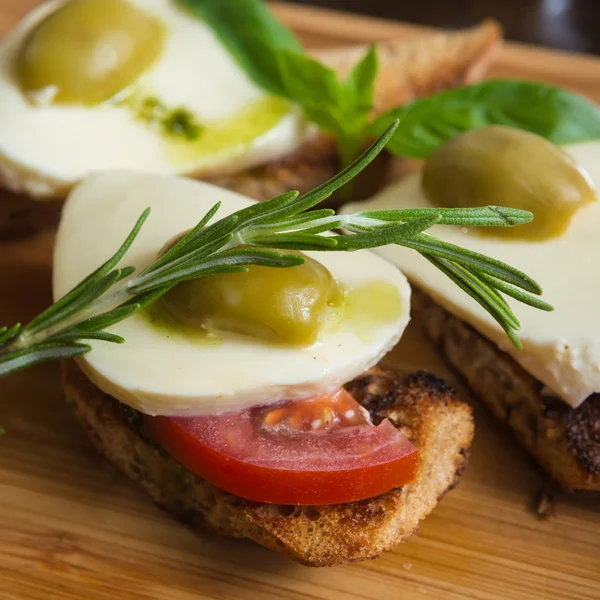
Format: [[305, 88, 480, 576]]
[[62, 360, 473, 567], [0, 21, 500, 237], [315, 19, 501, 117], [412, 288, 600, 493]]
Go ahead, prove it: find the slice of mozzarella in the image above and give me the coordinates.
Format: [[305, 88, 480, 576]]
[[0, 0, 306, 198], [53, 172, 411, 416], [342, 141, 600, 409]]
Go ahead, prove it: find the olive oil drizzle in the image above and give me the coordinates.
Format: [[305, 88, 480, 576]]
[[117, 91, 293, 161], [328, 282, 403, 342], [165, 96, 294, 165], [126, 95, 203, 141]]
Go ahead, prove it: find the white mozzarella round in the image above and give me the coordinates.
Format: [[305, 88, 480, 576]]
[[343, 141, 600, 409], [53, 172, 411, 416], [0, 0, 306, 198]]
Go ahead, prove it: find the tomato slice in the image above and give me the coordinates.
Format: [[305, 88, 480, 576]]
[[145, 388, 418, 505]]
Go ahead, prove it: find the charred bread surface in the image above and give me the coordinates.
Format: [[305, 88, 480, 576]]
[[412, 288, 600, 493], [62, 360, 473, 567]]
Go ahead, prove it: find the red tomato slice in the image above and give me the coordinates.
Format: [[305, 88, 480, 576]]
[[145, 388, 418, 505]]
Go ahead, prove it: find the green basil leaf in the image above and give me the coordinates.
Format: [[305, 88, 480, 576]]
[[276, 47, 379, 165], [177, 1, 380, 166], [338, 46, 378, 165], [342, 45, 378, 125], [369, 80, 600, 158], [177, 0, 302, 96], [276, 49, 345, 132]]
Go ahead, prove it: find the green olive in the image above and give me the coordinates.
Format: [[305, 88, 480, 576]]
[[421, 125, 596, 240], [16, 0, 165, 105], [159, 250, 343, 346]]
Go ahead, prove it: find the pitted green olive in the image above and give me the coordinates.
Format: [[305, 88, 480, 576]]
[[421, 125, 596, 240], [16, 0, 165, 105], [159, 250, 343, 346]]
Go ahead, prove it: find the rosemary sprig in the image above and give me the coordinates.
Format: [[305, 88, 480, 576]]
[[0, 123, 550, 377]]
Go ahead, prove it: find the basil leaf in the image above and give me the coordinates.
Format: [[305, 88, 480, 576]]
[[338, 46, 378, 164], [276, 47, 378, 165], [277, 50, 345, 131], [178, 1, 380, 166], [177, 0, 302, 96], [369, 80, 600, 158], [343, 45, 378, 126]]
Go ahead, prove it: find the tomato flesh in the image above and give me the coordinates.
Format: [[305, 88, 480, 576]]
[[145, 389, 418, 505]]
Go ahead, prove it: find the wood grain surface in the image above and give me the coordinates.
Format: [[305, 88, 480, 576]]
[[0, 3, 599, 600]]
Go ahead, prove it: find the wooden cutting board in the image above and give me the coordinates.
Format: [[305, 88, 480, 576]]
[[0, 3, 599, 599]]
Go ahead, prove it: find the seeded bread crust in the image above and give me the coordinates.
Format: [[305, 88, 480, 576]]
[[0, 21, 501, 238], [62, 360, 473, 567], [412, 288, 600, 493]]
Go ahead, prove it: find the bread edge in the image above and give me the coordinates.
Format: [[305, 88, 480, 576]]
[[62, 360, 473, 566], [412, 288, 600, 493]]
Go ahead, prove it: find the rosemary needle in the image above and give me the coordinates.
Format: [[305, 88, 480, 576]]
[[0, 122, 550, 377]]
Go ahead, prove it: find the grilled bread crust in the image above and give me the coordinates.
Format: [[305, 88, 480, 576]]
[[0, 21, 501, 237], [412, 289, 600, 493], [62, 360, 473, 567]]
